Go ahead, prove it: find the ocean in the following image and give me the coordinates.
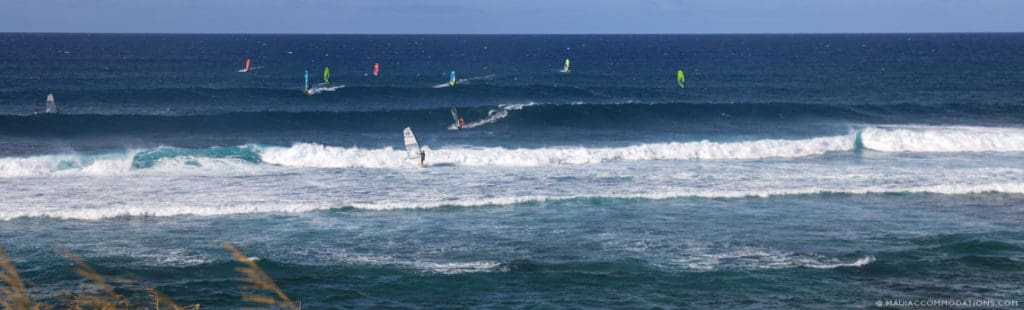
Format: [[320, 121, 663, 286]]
[[0, 33, 1022, 308]]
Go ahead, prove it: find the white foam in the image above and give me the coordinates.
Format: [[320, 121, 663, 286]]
[[449, 102, 536, 130], [283, 247, 503, 274], [6, 181, 1018, 221], [258, 144, 408, 169], [1, 202, 334, 221], [860, 125, 1024, 153], [306, 84, 344, 94], [462, 74, 495, 83], [345, 182, 1024, 211], [237, 65, 264, 73], [0, 150, 262, 178], [671, 247, 875, 271], [261, 135, 853, 169], [147, 156, 264, 175], [433, 74, 495, 88], [0, 152, 137, 178], [350, 196, 549, 210], [411, 261, 504, 274], [803, 256, 875, 269], [6, 125, 1024, 178], [265, 125, 1023, 169], [3, 149, 1022, 220]]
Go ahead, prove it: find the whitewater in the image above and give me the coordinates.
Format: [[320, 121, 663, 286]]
[[3, 33, 1024, 308], [3, 125, 1024, 178], [1, 125, 1023, 220]]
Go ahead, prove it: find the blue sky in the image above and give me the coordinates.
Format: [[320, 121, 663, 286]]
[[2, 0, 1021, 34]]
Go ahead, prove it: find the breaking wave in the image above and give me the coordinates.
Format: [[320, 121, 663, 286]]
[[2, 125, 1023, 177]]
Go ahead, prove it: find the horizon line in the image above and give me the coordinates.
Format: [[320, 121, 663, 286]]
[[2, 31, 1022, 36]]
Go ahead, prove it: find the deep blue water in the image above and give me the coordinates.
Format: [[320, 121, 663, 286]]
[[0, 33, 1023, 308]]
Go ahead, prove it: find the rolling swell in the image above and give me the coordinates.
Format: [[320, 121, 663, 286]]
[[0, 83, 608, 110], [3, 125, 1024, 177], [3, 102, 1023, 138]]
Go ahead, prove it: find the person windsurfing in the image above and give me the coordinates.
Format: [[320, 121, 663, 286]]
[[304, 70, 312, 95], [404, 127, 427, 167], [451, 105, 464, 130], [44, 93, 58, 114]]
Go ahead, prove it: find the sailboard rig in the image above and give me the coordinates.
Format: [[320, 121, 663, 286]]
[[403, 127, 425, 167], [45, 93, 57, 114], [451, 106, 464, 130], [304, 70, 312, 95], [449, 71, 457, 87], [323, 66, 330, 84], [373, 63, 380, 76], [242, 58, 251, 73], [677, 70, 686, 88], [562, 58, 570, 72]]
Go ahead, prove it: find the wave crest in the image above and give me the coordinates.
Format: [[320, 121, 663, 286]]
[[263, 135, 852, 169], [3, 125, 1024, 178], [859, 126, 1024, 153]]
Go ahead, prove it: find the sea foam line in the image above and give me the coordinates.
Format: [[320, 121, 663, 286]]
[[3, 125, 1024, 177], [263, 125, 1024, 168], [260, 134, 853, 168], [346, 182, 1024, 211], [3, 183, 1022, 221]]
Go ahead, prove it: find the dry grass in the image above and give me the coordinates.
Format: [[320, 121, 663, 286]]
[[0, 242, 295, 310], [0, 246, 42, 310], [222, 242, 299, 310]]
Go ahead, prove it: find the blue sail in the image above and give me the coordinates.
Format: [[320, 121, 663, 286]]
[[304, 70, 309, 90], [449, 71, 457, 86]]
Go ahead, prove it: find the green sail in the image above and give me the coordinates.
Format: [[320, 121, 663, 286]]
[[324, 66, 330, 84], [677, 70, 685, 88]]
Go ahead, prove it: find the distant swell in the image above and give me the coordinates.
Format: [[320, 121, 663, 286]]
[[3, 102, 1024, 137]]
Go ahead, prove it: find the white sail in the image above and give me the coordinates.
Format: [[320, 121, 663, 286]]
[[45, 93, 57, 114], [403, 127, 421, 159]]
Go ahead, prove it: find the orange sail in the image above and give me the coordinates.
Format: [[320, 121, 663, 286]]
[[244, 58, 251, 72], [373, 63, 380, 76]]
